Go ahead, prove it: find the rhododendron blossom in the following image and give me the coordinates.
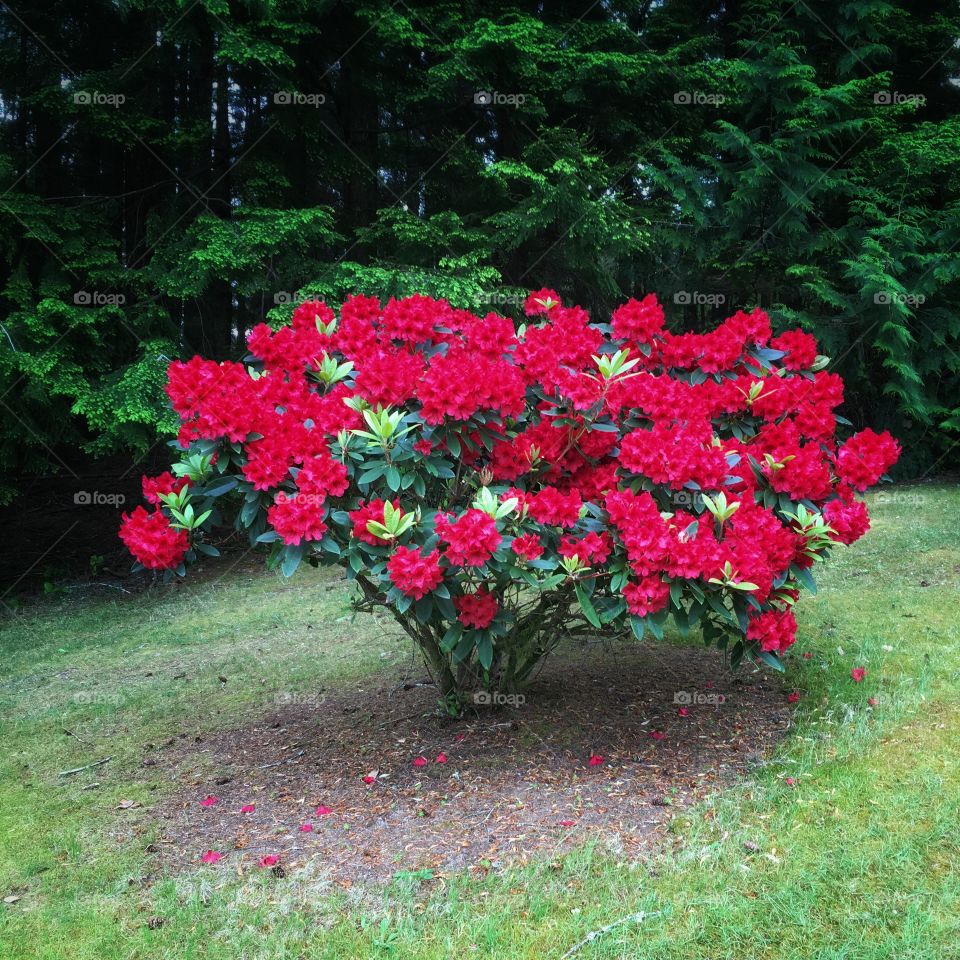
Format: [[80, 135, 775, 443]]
[[120, 289, 899, 705]]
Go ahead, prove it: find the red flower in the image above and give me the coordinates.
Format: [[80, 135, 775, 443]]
[[649, 731, 665, 741], [560, 819, 576, 827], [511, 533, 544, 561], [141, 471, 189, 505], [611, 294, 665, 343], [770, 329, 818, 370], [258, 855, 280, 868], [387, 547, 444, 599], [559, 532, 612, 566], [868, 697, 878, 707], [436, 509, 501, 566], [851, 667, 867, 683], [524, 288, 561, 316], [348, 499, 400, 545], [746, 609, 798, 655], [525, 487, 582, 528], [588, 754, 604, 766], [836, 429, 901, 491], [240, 804, 256, 814], [824, 494, 870, 545], [299, 823, 313, 833], [435, 753, 448, 764], [315, 805, 332, 816], [200, 795, 217, 807], [677, 706, 690, 717], [787, 690, 801, 704], [455, 588, 499, 628], [412, 756, 428, 768], [201, 850, 222, 864], [362, 774, 376, 784], [623, 575, 670, 618], [296, 451, 348, 499], [119, 507, 189, 570], [267, 492, 328, 546]]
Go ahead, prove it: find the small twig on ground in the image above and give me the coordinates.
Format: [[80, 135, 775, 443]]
[[63, 582, 131, 594], [258, 749, 305, 770], [63, 729, 93, 746], [58, 757, 112, 777], [558, 910, 663, 960]]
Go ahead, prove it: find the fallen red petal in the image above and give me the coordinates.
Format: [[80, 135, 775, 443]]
[[201, 850, 222, 864]]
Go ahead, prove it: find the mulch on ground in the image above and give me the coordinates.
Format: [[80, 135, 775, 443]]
[[147, 641, 793, 887]]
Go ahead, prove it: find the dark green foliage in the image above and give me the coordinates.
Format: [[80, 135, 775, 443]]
[[1, 0, 958, 499]]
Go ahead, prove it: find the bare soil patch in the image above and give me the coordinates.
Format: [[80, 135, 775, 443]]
[[148, 641, 792, 887]]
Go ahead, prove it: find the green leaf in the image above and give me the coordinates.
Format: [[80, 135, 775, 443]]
[[575, 583, 602, 628], [756, 649, 786, 672], [441, 623, 463, 653], [281, 543, 305, 578], [793, 565, 817, 594], [476, 634, 493, 670]]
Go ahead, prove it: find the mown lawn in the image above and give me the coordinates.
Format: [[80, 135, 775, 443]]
[[1, 486, 958, 959]]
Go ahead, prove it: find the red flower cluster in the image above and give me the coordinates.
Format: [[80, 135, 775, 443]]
[[455, 588, 499, 628], [142, 471, 189, 505], [387, 547, 444, 599], [349, 499, 398, 545], [119, 506, 189, 570], [836, 429, 901, 491], [436, 509, 502, 566], [267, 492, 327, 546], [746, 609, 798, 654]]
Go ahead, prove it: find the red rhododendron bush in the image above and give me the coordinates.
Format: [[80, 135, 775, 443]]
[[120, 290, 900, 709]]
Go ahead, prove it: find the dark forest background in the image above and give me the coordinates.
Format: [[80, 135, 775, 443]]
[[2, 0, 959, 530]]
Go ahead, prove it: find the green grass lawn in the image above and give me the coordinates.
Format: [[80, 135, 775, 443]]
[[1, 486, 958, 959]]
